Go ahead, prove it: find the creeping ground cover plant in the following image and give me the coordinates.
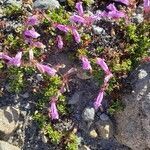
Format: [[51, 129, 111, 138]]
[[0, 0, 150, 149]]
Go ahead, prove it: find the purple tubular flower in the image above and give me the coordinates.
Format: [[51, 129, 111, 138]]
[[36, 63, 45, 73], [56, 24, 70, 33], [144, 0, 150, 13], [72, 29, 81, 43], [81, 56, 92, 70], [76, 2, 84, 16], [115, 0, 129, 5], [107, 4, 117, 11], [94, 89, 104, 109], [43, 65, 57, 76], [49, 100, 59, 120], [106, 4, 125, 19], [32, 42, 46, 49], [26, 15, 39, 26], [36, 63, 57, 76], [107, 11, 125, 19], [24, 29, 40, 38], [8, 52, 22, 67], [0, 53, 12, 60], [96, 58, 110, 74], [57, 35, 63, 49], [70, 14, 86, 24]]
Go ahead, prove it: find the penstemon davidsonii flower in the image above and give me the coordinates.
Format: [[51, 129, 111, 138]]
[[94, 89, 104, 110], [36, 63, 57, 76], [57, 35, 63, 49], [49, 99, 59, 120], [81, 56, 92, 70]]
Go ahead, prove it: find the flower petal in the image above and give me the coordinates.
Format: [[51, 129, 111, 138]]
[[94, 90, 104, 109], [49, 100, 59, 120], [72, 29, 81, 43], [81, 56, 92, 70], [24, 29, 40, 38], [96, 58, 110, 74], [56, 24, 70, 33], [76, 2, 84, 16], [57, 35, 63, 49], [70, 14, 86, 24]]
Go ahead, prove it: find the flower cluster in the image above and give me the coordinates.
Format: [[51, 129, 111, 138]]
[[24, 15, 46, 49], [54, 23, 81, 49], [94, 58, 113, 110], [0, 52, 22, 67], [70, 2, 97, 25]]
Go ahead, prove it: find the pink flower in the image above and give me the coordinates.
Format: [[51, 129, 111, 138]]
[[144, 0, 150, 13], [81, 56, 92, 70], [0, 53, 12, 60], [106, 4, 125, 19], [49, 100, 59, 120], [32, 42, 46, 49], [115, 0, 129, 5], [36, 63, 57, 76], [76, 2, 84, 16], [24, 29, 40, 38], [43, 65, 57, 76], [57, 35, 63, 49], [29, 49, 34, 61], [70, 14, 86, 24], [8, 52, 22, 67], [96, 58, 110, 74], [107, 4, 117, 11], [94, 89, 104, 109], [55, 24, 70, 33], [72, 28, 81, 43], [26, 15, 39, 26], [36, 63, 45, 73], [107, 11, 125, 19]]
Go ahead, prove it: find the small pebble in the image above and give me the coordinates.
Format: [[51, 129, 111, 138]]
[[89, 129, 98, 138], [99, 113, 109, 121], [82, 107, 95, 122], [41, 134, 48, 143]]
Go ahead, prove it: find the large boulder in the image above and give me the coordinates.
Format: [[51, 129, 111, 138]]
[[115, 63, 150, 150], [33, 0, 60, 10], [0, 140, 20, 150], [0, 106, 20, 136]]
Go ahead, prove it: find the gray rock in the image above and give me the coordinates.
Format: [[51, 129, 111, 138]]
[[68, 92, 82, 105], [36, 74, 43, 81], [20, 92, 29, 99], [115, 63, 150, 150], [92, 25, 105, 35], [132, 14, 144, 24], [99, 113, 109, 121], [33, 0, 60, 10], [0, 106, 20, 135], [0, 140, 20, 150], [95, 118, 114, 139], [4, 0, 22, 7], [82, 107, 95, 122], [41, 134, 48, 143]]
